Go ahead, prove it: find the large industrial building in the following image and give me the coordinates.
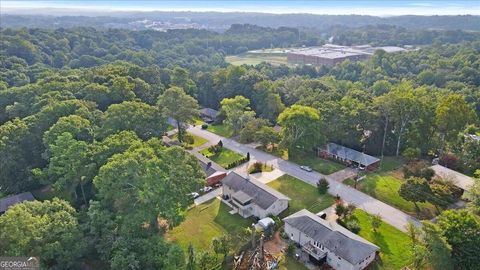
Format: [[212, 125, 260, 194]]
[[287, 44, 406, 66]]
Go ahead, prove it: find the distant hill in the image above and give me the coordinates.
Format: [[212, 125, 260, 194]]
[[2, 12, 480, 31]]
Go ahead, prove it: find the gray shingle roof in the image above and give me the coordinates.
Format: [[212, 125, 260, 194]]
[[323, 143, 380, 167], [223, 172, 290, 210], [200, 108, 219, 119], [431, 165, 474, 190], [232, 190, 252, 204], [284, 209, 378, 265], [192, 151, 225, 177], [0, 192, 35, 213]]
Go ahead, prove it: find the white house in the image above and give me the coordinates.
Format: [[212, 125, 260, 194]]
[[284, 209, 379, 270], [222, 172, 290, 218]]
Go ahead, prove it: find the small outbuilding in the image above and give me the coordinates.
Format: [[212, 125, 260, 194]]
[[0, 192, 35, 214], [318, 143, 380, 170]]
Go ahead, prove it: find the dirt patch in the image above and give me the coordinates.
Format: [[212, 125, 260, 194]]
[[264, 231, 287, 255]]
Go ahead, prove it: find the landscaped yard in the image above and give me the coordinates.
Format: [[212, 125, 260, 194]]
[[200, 147, 246, 168], [257, 147, 345, 175], [267, 175, 335, 216], [166, 199, 252, 252], [172, 132, 208, 148], [351, 209, 413, 270], [207, 123, 233, 138], [346, 173, 437, 218]]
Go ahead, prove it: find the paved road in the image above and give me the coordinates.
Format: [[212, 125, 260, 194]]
[[188, 125, 421, 232]]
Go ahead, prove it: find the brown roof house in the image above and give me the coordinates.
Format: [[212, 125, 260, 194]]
[[318, 143, 380, 170]]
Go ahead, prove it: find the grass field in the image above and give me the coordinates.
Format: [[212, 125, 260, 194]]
[[172, 133, 208, 148], [346, 173, 437, 218], [267, 175, 335, 216], [201, 147, 246, 168], [166, 199, 252, 252], [207, 124, 233, 138], [352, 209, 413, 270], [226, 53, 288, 66]]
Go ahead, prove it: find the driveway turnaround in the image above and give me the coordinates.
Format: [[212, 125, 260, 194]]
[[187, 125, 421, 232]]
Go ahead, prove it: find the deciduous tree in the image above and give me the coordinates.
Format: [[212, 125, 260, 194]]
[[157, 87, 199, 142]]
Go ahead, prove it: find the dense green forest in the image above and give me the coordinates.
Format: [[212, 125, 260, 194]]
[[3, 13, 480, 31], [0, 24, 479, 269]]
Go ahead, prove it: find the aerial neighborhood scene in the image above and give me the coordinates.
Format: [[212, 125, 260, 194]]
[[1, 1, 480, 269]]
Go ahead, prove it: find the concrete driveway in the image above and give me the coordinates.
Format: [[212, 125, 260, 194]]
[[187, 125, 420, 231], [194, 188, 222, 205]]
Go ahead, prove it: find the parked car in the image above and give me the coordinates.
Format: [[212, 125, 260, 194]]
[[300, 165, 313, 172], [201, 186, 213, 193], [188, 192, 200, 199]]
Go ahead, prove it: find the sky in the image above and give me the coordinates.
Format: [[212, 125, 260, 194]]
[[2, 1, 480, 16]]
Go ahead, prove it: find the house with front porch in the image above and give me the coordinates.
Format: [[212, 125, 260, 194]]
[[222, 172, 290, 219], [318, 143, 380, 171], [284, 209, 379, 270]]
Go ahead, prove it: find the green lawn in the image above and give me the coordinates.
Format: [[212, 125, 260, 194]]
[[193, 118, 205, 126], [351, 209, 413, 270], [267, 175, 335, 216], [377, 156, 405, 172], [257, 147, 345, 175], [278, 255, 309, 270], [226, 53, 288, 66], [207, 124, 233, 138], [172, 133, 208, 148], [289, 153, 345, 175], [346, 173, 436, 218], [166, 199, 252, 252], [201, 147, 246, 168]]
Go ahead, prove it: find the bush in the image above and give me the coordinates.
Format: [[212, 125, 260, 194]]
[[218, 140, 223, 147], [287, 243, 296, 256], [317, 178, 329, 194], [345, 219, 361, 234], [248, 161, 264, 174], [208, 144, 222, 154], [439, 153, 459, 169], [201, 124, 208, 129], [403, 162, 435, 181], [183, 134, 194, 145], [402, 147, 421, 162]]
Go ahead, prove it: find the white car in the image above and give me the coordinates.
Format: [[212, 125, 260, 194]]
[[201, 186, 213, 193], [300, 165, 313, 172], [188, 192, 200, 199]]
